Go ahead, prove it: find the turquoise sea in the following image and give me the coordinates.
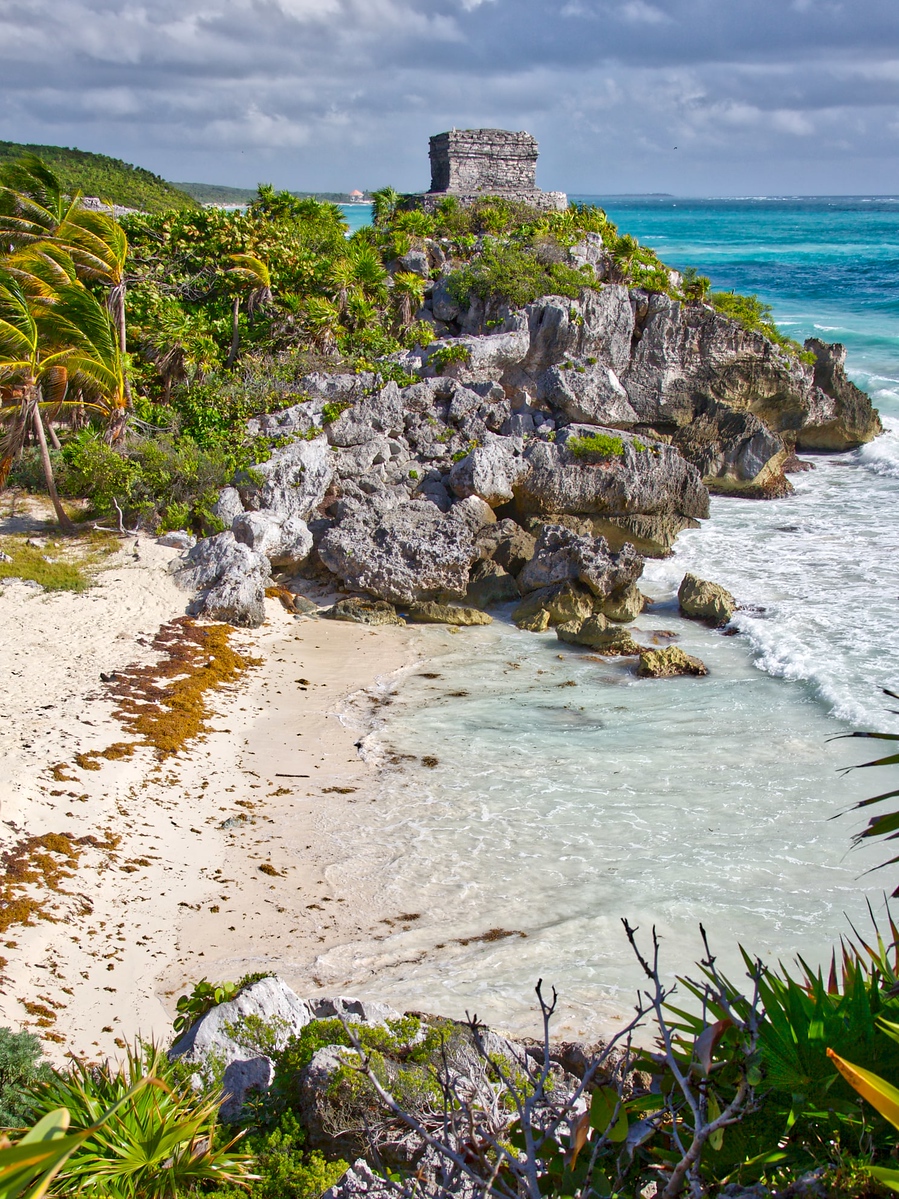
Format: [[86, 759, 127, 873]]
[[320, 199, 899, 1036]]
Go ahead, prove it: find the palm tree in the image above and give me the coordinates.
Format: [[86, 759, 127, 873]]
[[59, 208, 129, 354], [225, 253, 273, 368], [0, 276, 130, 527], [0, 274, 78, 529], [611, 234, 641, 283], [392, 270, 428, 327], [0, 155, 83, 248], [370, 186, 400, 226], [302, 295, 342, 352]]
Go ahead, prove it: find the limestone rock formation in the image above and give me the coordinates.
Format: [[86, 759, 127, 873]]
[[556, 616, 643, 655], [638, 646, 709, 678], [678, 572, 736, 626], [405, 601, 492, 625], [318, 501, 482, 604], [325, 597, 404, 626], [517, 524, 644, 598], [171, 532, 270, 627]]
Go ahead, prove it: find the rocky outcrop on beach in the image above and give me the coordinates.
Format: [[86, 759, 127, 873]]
[[637, 646, 709, 678], [678, 572, 736, 626], [170, 269, 880, 626]]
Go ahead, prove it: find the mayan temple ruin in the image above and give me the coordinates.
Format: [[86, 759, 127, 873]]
[[411, 127, 567, 211]]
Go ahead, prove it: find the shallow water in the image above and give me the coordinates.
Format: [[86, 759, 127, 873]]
[[314, 198, 899, 1037]]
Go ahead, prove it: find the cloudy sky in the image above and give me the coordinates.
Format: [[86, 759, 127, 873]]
[[1, 0, 897, 195]]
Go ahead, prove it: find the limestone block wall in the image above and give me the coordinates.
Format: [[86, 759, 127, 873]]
[[429, 129, 539, 194]]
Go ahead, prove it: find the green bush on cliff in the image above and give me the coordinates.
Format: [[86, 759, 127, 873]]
[[447, 241, 597, 309], [710, 290, 807, 357], [567, 432, 626, 458]]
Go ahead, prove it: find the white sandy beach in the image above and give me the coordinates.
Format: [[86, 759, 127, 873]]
[[0, 512, 417, 1060]]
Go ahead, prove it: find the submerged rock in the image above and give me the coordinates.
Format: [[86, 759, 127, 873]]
[[638, 646, 709, 678], [678, 572, 736, 626]]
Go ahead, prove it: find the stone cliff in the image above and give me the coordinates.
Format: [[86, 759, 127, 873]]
[[170, 236, 881, 627]]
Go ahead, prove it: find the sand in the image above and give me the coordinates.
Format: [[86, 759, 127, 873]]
[[0, 510, 417, 1060]]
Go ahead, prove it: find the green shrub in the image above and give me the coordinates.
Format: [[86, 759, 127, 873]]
[[447, 241, 596, 309], [710, 290, 805, 356], [206, 1111, 347, 1199], [0, 1027, 51, 1129], [428, 342, 471, 374], [567, 432, 626, 458], [60, 430, 239, 534]]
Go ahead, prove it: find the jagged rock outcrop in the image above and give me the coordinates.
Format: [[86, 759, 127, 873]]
[[405, 602, 492, 626], [171, 532, 270, 627], [557, 617, 643, 655], [678, 572, 736, 626], [517, 524, 644, 598], [515, 427, 710, 525], [318, 501, 484, 604], [638, 646, 709, 678], [174, 269, 880, 622]]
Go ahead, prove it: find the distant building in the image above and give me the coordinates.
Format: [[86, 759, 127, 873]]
[[409, 128, 566, 212], [348, 189, 364, 201]]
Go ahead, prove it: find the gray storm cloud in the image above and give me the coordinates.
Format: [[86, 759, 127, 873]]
[[0, 0, 897, 193]]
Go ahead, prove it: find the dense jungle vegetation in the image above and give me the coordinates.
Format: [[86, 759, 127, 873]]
[[4, 152, 898, 1198]]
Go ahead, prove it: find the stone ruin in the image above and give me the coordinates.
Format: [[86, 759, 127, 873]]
[[410, 128, 567, 212]]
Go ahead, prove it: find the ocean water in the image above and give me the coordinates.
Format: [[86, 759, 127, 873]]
[[317, 199, 899, 1035]]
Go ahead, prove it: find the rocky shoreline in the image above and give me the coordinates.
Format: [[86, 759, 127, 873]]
[[166, 261, 880, 651]]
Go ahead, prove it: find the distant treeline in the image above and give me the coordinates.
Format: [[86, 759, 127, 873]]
[[175, 181, 371, 206], [0, 141, 198, 213]]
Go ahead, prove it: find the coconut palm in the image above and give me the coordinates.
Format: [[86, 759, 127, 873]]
[[0, 155, 83, 249], [58, 208, 129, 356], [0, 275, 130, 525], [0, 274, 79, 528], [392, 270, 428, 327], [225, 253, 273, 368]]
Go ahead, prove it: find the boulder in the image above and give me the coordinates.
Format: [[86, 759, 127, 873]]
[[517, 525, 644, 599], [517, 607, 551, 633], [537, 361, 640, 427], [601, 583, 644, 623], [325, 597, 404, 626], [237, 437, 334, 522], [212, 486, 245, 527], [512, 581, 596, 629], [515, 429, 710, 525], [317, 502, 481, 604], [405, 602, 493, 626], [477, 519, 537, 576], [448, 436, 530, 507], [171, 532, 270, 628], [464, 559, 520, 608], [678, 572, 736, 626], [170, 977, 313, 1122], [156, 530, 195, 550], [556, 616, 642, 655], [430, 277, 461, 323], [638, 646, 709, 678]]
